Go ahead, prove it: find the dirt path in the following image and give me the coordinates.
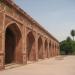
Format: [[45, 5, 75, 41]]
[[0, 55, 75, 75]]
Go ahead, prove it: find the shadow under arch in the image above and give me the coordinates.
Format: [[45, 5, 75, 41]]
[[45, 40, 48, 58], [38, 36, 43, 59], [5, 23, 22, 64], [26, 31, 36, 61], [49, 41, 51, 57]]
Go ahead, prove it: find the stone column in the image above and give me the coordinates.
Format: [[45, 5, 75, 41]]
[[50, 42, 52, 57], [0, 32, 4, 70], [50, 43, 52, 58], [55, 46, 56, 56], [35, 32, 38, 61], [54, 44, 56, 56], [53, 44, 55, 56], [53, 44, 55, 57], [47, 41, 50, 58], [52, 43, 54, 57], [22, 26, 27, 64], [0, 12, 5, 70], [42, 37, 45, 59]]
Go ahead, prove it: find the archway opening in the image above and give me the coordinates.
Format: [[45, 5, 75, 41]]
[[5, 23, 22, 64], [38, 37, 43, 59], [27, 32, 35, 61], [45, 40, 48, 58], [5, 28, 15, 64]]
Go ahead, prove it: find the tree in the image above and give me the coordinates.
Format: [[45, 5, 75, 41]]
[[60, 30, 75, 55], [66, 36, 72, 42], [71, 30, 75, 41], [60, 37, 75, 55]]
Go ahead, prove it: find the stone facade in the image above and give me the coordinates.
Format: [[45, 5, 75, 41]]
[[0, 0, 60, 70]]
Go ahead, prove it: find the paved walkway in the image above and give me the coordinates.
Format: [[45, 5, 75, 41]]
[[0, 55, 75, 75]]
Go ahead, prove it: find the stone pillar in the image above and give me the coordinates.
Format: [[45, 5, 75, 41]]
[[53, 44, 55, 57], [51, 42, 53, 57], [0, 31, 4, 70], [35, 33, 38, 61], [53, 44, 55, 56], [0, 12, 5, 70], [55, 45, 57, 56], [52, 43, 54, 57], [42, 37, 45, 59], [47, 41, 50, 58], [54, 44, 56, 56], [55, 46, 56, 56], [50, 42, 52, 57], [22, 26, 27, 64]]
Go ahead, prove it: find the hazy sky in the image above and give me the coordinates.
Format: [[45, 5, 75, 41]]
[[15, 0, 75, 42]]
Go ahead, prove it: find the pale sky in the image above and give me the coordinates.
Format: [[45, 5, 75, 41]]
[[15, 0, 75, 42]]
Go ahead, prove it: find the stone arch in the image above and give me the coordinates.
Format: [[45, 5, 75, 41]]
[[38, 36, 43, 59], [5, 21, 21, 32], [26, 31, 36, 61], [45, 39, 48, 58], [5, 23, 22, 64]]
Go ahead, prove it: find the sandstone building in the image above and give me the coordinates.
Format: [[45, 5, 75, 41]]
[[0, 0, 60, 70]]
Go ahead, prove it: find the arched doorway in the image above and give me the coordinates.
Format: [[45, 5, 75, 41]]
[[5, 23, 22, 64], [38, 37, 43, 59], [27, 32, 35, 61], [45, 40, 48, 58], [5, 28, 15, 64]]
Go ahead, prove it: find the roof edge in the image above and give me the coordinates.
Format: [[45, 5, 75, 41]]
[[4, 0, 59, 43]]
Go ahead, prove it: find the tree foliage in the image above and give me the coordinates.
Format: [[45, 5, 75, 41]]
[[71, 29, 75, 41], [60, 37, 75, 55], [60, 29, 75, 55]]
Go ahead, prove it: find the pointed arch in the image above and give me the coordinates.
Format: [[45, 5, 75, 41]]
[[26, 31, 36, 61], [38, 36, 43, 59], [5, 23, 22, 64], [45, 40, 48, 58]]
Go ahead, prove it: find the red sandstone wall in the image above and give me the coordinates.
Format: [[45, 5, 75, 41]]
[[0, 1, 60, 70]]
